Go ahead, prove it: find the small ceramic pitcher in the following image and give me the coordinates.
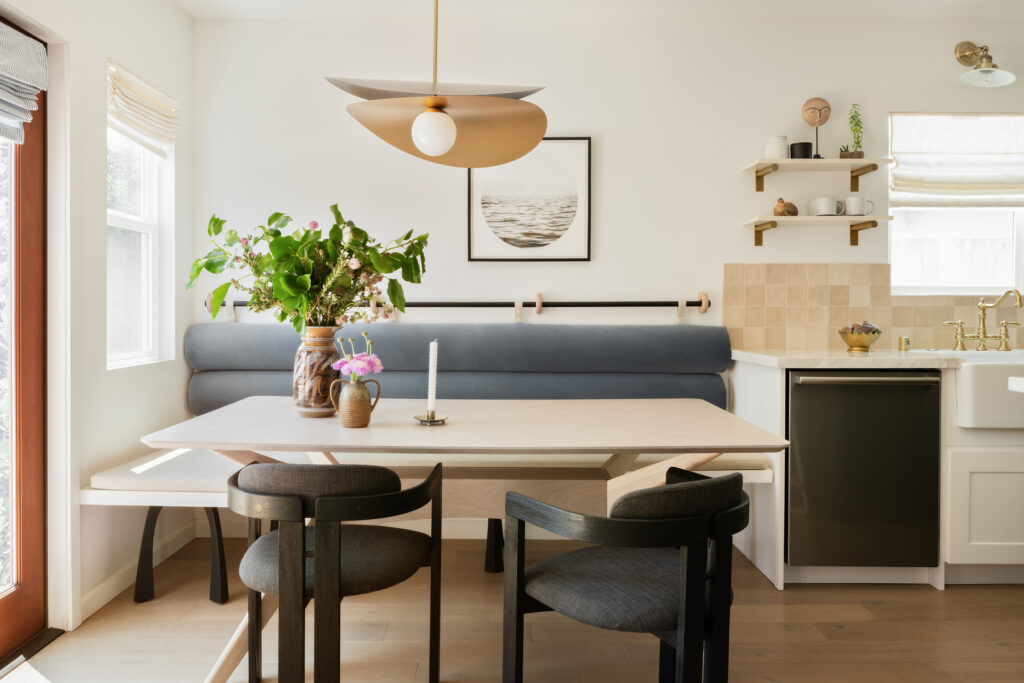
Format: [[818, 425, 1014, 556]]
[[330, 378, 382, 428]]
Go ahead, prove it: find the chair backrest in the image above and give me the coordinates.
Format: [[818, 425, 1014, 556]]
[[237, 463, 401, 518], [609, 470, 743, 526]]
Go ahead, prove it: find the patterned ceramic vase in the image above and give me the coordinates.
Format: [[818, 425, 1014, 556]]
[[293, 326, 340, 418], [330, 378, 382, 428]]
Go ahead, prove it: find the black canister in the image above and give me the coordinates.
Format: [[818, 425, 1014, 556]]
[[790, 142, 813, 159]]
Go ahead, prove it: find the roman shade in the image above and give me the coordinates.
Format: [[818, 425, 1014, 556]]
[[106, 59, 180, 158], [0, 24, 47, 144], [890, 113, 1024, 208]]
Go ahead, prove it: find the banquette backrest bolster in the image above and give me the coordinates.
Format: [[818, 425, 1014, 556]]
[[183, 323, 731, 415]]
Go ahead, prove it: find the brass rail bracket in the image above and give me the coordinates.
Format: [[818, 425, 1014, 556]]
[[754, 220, 778, 246], [850, 163, 879, 191], [849, 220, 878, 246], [754, 164, 779, 192]]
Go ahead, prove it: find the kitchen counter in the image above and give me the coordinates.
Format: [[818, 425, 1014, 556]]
[[732, 348, 966, 369]]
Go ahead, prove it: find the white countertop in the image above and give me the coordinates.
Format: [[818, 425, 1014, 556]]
[[733, 348, 972, 369], [1010, 377, 1024, 394]]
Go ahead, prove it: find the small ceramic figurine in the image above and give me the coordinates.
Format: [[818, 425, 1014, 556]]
[[774, 198, 798, 216]]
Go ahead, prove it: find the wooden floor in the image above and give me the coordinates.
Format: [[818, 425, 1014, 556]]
[[9, 538, 1024, 682]]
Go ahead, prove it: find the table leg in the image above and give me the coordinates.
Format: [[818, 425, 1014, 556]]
[[306, 450, 339, 464], [203, 593, 279, 683], [485, 518, 504, 573]]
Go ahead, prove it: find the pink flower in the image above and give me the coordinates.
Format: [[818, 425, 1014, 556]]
[[309, 220, 319, 229], [362, 353, 383, 373], [240, 237, 249, 245], [348, 258, 361, 269], [360, 272, 370, 283], [347, 357, 371, 377]]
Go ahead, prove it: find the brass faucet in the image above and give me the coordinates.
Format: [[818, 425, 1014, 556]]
[[945, 289, 1023, 351]]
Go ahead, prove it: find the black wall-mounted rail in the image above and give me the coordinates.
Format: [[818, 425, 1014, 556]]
[[230, 297, 711, 310]]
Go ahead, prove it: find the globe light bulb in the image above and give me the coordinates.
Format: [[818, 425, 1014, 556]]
[[411, 108, 456, 156]]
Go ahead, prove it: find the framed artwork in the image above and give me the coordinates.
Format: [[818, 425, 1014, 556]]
[[467, 136, 591, 262]]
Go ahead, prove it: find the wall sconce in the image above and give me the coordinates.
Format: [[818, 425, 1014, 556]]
[[955, 41, 1016, 87]]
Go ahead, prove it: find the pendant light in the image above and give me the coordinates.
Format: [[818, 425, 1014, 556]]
[[328, 0, 547, 168], [955, 41, 1016, 88]]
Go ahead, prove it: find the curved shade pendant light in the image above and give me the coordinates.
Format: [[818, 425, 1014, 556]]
[[334, 0, 547, 168], [955, 41, 1016, 88]]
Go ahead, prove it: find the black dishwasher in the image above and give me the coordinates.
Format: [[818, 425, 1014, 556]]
[[787, 370, 940, 567]]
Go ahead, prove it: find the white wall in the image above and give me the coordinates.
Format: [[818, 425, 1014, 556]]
[[192, 6, 1023, 326], [0, 0, 194, 627]]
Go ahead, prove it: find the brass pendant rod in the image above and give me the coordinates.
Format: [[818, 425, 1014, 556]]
[[431, 0, 439, 95]]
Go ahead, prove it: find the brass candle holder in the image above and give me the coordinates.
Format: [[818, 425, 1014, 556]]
[[415, 410, 448, 426]]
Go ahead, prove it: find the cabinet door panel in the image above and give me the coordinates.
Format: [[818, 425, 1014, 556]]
[[948, 448, 1024, 564]]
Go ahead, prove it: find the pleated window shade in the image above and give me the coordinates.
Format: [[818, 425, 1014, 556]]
[[107, 59, 180, 159], [890, 113, 1024, 208], [0, 24, 47, 144]]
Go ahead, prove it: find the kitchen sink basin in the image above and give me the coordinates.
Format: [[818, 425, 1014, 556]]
[[955, 361, 1024, 428]]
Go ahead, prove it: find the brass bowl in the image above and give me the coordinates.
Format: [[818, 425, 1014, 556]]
[[838, 329, 882, 353]]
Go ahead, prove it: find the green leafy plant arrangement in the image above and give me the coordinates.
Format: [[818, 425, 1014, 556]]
[[187, 204, 428, 334], [848, 103, 863, 152]]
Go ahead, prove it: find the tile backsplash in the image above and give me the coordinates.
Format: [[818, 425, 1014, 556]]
[[723, 263, 1024, 351]]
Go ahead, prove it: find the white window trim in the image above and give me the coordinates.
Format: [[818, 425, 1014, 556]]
[[106, 135, 174, 370]]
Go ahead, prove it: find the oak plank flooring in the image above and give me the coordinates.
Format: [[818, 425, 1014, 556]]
[[10, 538, 1024, 682]]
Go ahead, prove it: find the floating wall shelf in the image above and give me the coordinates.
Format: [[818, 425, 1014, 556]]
[[743, 215, 893, 247], [743, 158, 894, 192]]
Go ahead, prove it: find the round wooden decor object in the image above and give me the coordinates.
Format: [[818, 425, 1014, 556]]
[[801, 97, 831, 127]]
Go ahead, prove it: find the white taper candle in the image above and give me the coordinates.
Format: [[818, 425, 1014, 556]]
[[427, 339, 438, 414]]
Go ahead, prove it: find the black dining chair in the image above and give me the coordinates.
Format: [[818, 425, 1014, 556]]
[[503, 467, 748, 683], [227, 462, 442, 683]]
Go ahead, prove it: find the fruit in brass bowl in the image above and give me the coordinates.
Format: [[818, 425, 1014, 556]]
[[838, 321, 882, 353]]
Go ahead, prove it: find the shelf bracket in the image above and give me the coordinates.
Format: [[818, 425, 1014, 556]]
[[849, 220, 878, 246], [849, 163, 879, 192], [754, 164, 779, 192], [754, 220, 778, 246]]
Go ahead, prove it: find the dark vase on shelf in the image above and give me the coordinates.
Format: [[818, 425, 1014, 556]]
[[790, 142, 813, 159]]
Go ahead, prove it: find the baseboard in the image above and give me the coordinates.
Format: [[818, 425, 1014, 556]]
[[945, 564, 1024, 584], [79, 519, 196, 621], [785, 566, 933, 585]]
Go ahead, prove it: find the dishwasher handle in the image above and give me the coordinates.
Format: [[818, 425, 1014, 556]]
[[796, 375, 940, 386]]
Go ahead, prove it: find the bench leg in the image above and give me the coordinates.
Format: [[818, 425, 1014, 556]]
[[205, 508, 229, 604], [133, 506, 163, 602], [485, 518, 504, 573]]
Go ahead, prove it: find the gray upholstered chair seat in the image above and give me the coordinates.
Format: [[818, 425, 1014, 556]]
[[524, 545, 680, 633], [239, 525, 431, 599]]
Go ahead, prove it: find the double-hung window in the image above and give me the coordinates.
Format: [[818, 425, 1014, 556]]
[[105, 60, 179, 369], [889, 113, 1024, 295]]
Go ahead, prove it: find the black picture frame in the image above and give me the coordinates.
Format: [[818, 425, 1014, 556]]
[[467, 136, 591, 262]]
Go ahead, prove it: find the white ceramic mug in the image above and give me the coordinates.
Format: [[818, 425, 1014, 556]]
[[843, 197, 875, 216], [809, 196, 845, 216]]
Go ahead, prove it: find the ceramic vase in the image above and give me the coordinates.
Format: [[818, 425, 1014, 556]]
[[330, 378, 382, 428], [293, 326, 340, 418]]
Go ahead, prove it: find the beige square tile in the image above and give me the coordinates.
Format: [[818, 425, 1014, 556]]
[[828, 332, 848, 351], [954, 305, 974, 323], [745, 285, 765, 306], [723, 306, 744, 327], [849, 264, 872, 285], [829, 306, 850, 326], [913, 307, 932, 327], [744, 263, 766, 285], [745, 306, 765, 326], [723, 285, 745, 307], [870, 264, 890, 286], [807, 327, 830, 349], [765, 307, 786, 327], [807, 305, 827, 326], [786, 328, 807, 350], [765, 284, 786, 307], [786, 264, 807, 284], [807, 264, 827, 285], [786, 306, 807, 326], [869, 306, 893, 327], [828, 263, 849, 285], [765, 264, 787, 285], [850, 306, 870, 322], [893, 307, 915, 326], [828, 285, 849, 306], [931, 306, 954, 326], [787, 285, 807, 306], [807, 285, 827, 306], [870, 285, 891, 306], [765, 327, 786, 349], [723, 264, 744, 286], [727, 328, 744, 349], [849, 285, 871, 307], [744, 327, 766, 348]]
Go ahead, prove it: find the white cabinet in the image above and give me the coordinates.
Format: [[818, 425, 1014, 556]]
[[947, 447, 1024, 564]]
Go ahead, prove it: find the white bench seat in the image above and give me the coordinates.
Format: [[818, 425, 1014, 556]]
[[694, 453, 774, 484]]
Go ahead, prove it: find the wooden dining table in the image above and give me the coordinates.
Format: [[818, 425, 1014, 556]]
[[142, 395, 788, 683]]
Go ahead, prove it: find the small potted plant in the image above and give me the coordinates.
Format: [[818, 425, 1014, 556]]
[[840, 103, 864, 158], [330, 332, 383, 428], [187, 204, 428, 417]]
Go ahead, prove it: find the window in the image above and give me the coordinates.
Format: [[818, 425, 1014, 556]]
[[889, 113, 1024, 294], [105, 60, 180, 369]]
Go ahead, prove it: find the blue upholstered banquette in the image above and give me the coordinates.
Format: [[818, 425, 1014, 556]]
[[183, 323, 731, 415]]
